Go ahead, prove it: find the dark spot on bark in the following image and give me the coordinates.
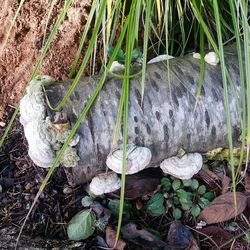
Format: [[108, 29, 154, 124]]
[[155, 71, 161, 79], [88, 111, 95, 142], [75, 91, 80, 100], [87, 166, 91, 173], [169, 109, 173, 119], [211, 88, 219, 102], [134, 116, 138, 122], [115, 90, 121, 99], [96, 144, 102, 161], [231, 64, 239, 75], [172, 92, 179, 107], [187, 133, 191, 147], [155, 111, 161, 120], [232, 126, 241, 141], [135, 136, 140, 145], [211, 125, 216, 138], [186, 75, 195, 85], [190, 62, 200, 72], [210, 71, 222, 86], [147, 95, 152, 107], [200, 85, 206, 96], [174, 85, 183, 98], [135, 88, 142, 105], [179, 83, 187, 94], [146, 124, 151, 135], [163, 124, 169, 143], [174, 65, 184, 76], [171, 119, 175, 128], [135, 127, 140, 135], [205, 110, 210, 129], [151, 79, 159, 92]]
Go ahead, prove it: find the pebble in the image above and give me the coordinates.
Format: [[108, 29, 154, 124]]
[[0, 121, 6, 127], [0, 184, 2, 193], [63, 185, 73, 194], [25, 183, 33, 190]]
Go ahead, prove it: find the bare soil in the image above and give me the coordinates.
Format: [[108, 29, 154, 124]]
[[0, 0, 92, 119]]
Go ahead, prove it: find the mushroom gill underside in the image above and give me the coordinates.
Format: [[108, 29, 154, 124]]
[[20, 44, 243, 185]]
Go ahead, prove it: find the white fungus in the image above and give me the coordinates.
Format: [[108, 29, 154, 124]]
[[106, 144, 152, 175], [160, 153, 203, 179]]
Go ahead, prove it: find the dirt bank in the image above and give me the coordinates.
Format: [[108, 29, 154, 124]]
[[0, 0, 91, 119]]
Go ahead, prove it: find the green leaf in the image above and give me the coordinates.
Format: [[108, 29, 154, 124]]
[[146, 193, 165, 216], [108, 199, 132, 216], [161, 177, 171, 192], [172, 196, 180, 205], [243, 231, 250, 243], [131, 48, 142, 61], [181, 202, 192, 210], [197, 185, 206, 195], [182, 179, 192, 187], [108, 46, 125, 63], [191, 179, 199, 190], [173, 208, 182, 219], [67, 209, 96, 241], [172, 179, 181, 190], [202, 192, 215, 201], [191, 205, 201, 217], [198, 197, 210, 208], [177, 189, 192, 204], [81, 196, 94, 207]]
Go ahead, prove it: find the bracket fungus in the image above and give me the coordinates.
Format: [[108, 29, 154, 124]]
[[20, 76, 80, 169], [204, 52, 219, 66], [89, 172, 121, 196], [160, 153, 203, 179], [106, 144, 152, 175]]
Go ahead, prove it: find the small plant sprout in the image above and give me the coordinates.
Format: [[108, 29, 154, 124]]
[[146, 177, 215, 220]]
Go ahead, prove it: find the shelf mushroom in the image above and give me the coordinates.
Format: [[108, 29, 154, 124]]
[[204, 52, 219, 66], [89, 172, 121, 196], [160, 153, 203, 180], [106, 144, 152, 175]]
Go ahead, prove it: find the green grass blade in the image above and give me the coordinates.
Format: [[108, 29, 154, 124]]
[[68, 0, 99, 78], [213, 0, 236, 202], [141, 0, 152, 104]]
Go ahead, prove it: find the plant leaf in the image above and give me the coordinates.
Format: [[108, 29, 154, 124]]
[[198, 192, 247, 224], [172, 179, 181, 190], [197, 185, 206, 195], [173, 208, 182, 219], [146, 193, 165, 216], [67, 209, 96, 241], [191, 205, 201, 217]]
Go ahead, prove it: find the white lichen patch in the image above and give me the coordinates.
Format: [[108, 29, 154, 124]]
[[89, 172, 121, 196], [147, 54, 174, 64], [20, 75, 80, 169], [160, 153, 203, 179]]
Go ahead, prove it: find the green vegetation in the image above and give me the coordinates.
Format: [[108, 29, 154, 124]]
[[146, 177, 215, 220], [0, 0, 249, 246]]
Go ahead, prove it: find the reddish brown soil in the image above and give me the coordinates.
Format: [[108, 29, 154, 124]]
[[0, 0, 91, 119]]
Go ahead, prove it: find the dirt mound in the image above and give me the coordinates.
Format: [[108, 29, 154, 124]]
[[0, 0, 91, 119]]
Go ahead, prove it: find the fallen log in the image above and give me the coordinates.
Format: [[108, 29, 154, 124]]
[[20, 44, 243, 185]]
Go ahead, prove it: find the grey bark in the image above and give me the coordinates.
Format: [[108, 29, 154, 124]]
[[44, 44, 243, 185]]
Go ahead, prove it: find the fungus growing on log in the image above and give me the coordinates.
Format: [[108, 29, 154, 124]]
[[20, 44, 243, 185]]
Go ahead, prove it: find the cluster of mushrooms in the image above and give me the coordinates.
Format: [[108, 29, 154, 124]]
[[89, 144, 203, 196]]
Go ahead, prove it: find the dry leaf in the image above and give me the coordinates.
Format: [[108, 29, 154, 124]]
[[200, 226, 233, 248], [197, 168, 220, 190], [189, 238, 200, 250], [116, 168, 161, 199], [121, 223, 168, 248], [198, 192, 247, 224], [106, 226, 126, 250], [167, 221, 193, 248], [221, 175, 231, 194]]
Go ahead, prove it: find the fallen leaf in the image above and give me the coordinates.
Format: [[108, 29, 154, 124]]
[[118, 168, 161, 199], [189, 237, 200, 250], [106, 226, 126, 250], [167, 221, 193, 248], [199, 226, 233, 248], [67, 209, 96, 241], [221, 175, 231, 194], [121, 223, 168, 248], [198, 192, 247, 224], [197, 168, 220, 190]]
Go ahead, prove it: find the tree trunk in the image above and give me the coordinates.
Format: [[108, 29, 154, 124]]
[[44, 44, 243, 185]]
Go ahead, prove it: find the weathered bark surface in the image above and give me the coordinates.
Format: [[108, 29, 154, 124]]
[[45, 44, 243, 185]]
